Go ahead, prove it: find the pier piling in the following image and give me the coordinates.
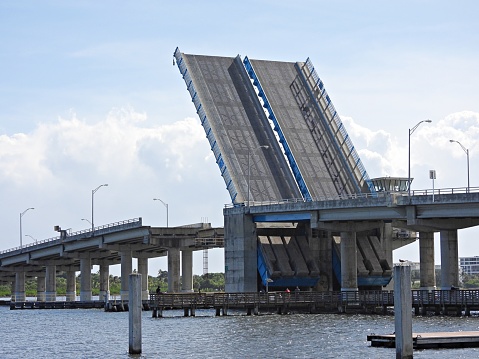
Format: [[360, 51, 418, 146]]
[[129, 273, 142, 354], [394, 265, 413, 358]]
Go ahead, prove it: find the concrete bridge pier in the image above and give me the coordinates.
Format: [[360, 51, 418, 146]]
[[317, 230, 333, 291], [137, 258, 149, 300], [45, 265, 56, 301], [80, 258, 92, 301], [36, 275, 46, 302], [181, 249, 193, 292], [66, 270, 76, 301], [440, 229, 459, 290], [419, 231, 436, 290], [121, 251, 133, 301], [224, 212, 257, 293], [340, 230, 358, 292], [99, 263, 110, 302], [10, 281, 15, 301], [167, 248, 180, 293], [14, 271, 25, 302]]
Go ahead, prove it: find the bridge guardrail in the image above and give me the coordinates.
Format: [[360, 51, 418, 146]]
[[0, 217, 142, 255], [226, 186, 479, 208]]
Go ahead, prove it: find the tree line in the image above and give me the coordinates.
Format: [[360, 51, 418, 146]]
[[0, 270, 225, 297]]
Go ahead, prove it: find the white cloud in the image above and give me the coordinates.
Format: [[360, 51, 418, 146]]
[[343, 111, 479, 189]]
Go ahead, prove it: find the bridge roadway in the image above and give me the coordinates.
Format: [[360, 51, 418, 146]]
[[150, 289, 479, 317], [0, 217, 224, 302]]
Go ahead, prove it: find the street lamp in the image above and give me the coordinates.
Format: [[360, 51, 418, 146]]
[[81, 218, 92, 226], [153, 198, 169, 227], [449, 139, 470, 192], [25, 234, 37, 244], [247, 145, 269, 207], [408, 120, 432, 199], [20, 207, 34, 248], [92, 184, 108, 233]]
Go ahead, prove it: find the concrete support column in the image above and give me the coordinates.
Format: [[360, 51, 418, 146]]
[[14, 271, 26, 302], [80, 258, 92, 301], [66, 270, 76, 301], [440, 229, 459, 290], [45, 265, 56, 301], [381, 223, 394, 291], [340, 230, 358, 292], [121, 251, 133, 301], [167, 248, 180, 293], [36, 276, 45, 302], [419, 231, 436, 290], [10, 281, 15, 301], [137, 258, 149, 301], [99, 263, 110, 302], [181, 250, 194, 292], [224, 212, 257, 292], [318, 230, 333, 291]]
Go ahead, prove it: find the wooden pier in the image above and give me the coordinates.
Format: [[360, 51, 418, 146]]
[[150, 289, 479, 317], [9, 300, 105, 310], [368, 331, 479, 349]]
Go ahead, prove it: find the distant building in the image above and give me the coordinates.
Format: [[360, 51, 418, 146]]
[[460, 257, 479, 275]]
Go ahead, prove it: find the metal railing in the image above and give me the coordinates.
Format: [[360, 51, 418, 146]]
[[225, 186, 479, 208], [0, 217, 142, 255], [150, 290, 479, 309]]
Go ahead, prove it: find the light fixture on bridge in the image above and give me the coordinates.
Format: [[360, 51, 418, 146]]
[[449, 139, 470, 192], [92, 184, 108, 234], [25, 234, 37, 244], [81, 218, 92, 226], [20, 207, 34, 249], [153, 198, 169, 227], [247, 145, 270, 207], [408, 120, 432, 200]]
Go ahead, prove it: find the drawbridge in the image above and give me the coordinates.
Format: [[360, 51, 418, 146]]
[[174, 48, 389, 290]]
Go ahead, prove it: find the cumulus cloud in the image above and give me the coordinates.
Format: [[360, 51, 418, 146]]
[[0, 109, 229, 259], [342, 111, 479, 189], [0, 108, 209, 187]]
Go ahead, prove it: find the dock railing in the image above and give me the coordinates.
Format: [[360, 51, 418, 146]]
[[150, 289, 479, 312]]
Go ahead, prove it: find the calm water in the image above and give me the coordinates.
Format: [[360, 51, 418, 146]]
[[1, 305, 479, 358]]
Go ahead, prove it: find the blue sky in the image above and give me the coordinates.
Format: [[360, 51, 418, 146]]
[[1, 1, 478, 275]]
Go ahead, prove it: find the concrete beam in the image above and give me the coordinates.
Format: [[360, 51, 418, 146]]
[[317, 220, 384, 232]]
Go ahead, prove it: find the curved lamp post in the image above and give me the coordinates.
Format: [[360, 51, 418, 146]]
[[247, 145, 269, 207], [153, 198, 169, 227], [408, 120, 432, 200], [92, 184, 108, 233], [449, 139, 470, 192], [25, 234, 37, 244], [20, 207, 34, 248], [81, 218, 92, 226]]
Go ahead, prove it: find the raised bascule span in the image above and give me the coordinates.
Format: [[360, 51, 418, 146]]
[[174, 48, 389, 291], [174, 49, 375, 205]]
